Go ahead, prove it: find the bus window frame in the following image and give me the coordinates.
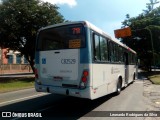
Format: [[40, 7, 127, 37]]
[[36, 24, 87, 51], [92, 32, 110, 63]]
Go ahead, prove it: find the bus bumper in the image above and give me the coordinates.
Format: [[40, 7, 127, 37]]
[[35, 82, 93, 99]]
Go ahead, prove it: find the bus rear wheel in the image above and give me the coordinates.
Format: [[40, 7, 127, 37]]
[[116, 79, 122, 95], [133, 73, 136, 81]]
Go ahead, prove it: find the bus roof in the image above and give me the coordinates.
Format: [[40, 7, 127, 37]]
[[39, 21, 136, 54]]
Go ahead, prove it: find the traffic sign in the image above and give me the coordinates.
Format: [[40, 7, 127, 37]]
[[114, 27, 132, 38]]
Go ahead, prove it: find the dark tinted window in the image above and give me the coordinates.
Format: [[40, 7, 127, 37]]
[[8, 55, 13, 64], [37, 24, 85, 51], [93, 34, 100, 61], [16, 54, 21, 64], [100, 37, 109, 61], [93, 34, 109, 62]]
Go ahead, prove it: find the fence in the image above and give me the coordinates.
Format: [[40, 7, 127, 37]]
[[0, 64, 32, 74]]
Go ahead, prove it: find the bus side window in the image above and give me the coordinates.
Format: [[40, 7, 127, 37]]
[[129, 52, 132, 64], [119, 46, 124, 63], [93, 34, 100, 61], [109, 41, 115, 62], [100, 37, 109, 62], [124, 52, 129, 65]]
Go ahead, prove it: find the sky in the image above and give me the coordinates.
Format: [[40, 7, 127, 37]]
[[41, 0, 160, 37], [1, 0, 159, 38]]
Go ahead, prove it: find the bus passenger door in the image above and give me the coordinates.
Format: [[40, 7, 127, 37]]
[[124, 52, 129, 85]]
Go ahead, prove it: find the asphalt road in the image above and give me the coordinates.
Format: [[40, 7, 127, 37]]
[[0, 79, 152, 120]]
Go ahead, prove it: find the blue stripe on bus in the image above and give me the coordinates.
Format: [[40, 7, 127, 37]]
[[80, 28, 91, 64], [80, 48, 89, 63], [35, 51, 40, 64]]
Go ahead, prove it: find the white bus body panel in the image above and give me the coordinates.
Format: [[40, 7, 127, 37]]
[[91, 64, 124, 98], [40, 49, 79, 85]]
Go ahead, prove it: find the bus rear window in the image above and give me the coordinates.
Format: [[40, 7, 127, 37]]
[[37, 24, 86, 51]]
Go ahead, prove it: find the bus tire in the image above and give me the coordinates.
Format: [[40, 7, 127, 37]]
[[116, 78, 122, 95], [133, 73, 136, 81]]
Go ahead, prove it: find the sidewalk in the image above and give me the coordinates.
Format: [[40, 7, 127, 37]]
[[143, 77, 160, 111]]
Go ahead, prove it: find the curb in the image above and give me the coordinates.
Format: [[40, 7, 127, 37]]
[[148, 78, 154, 84], [0, 72, 34, 76]]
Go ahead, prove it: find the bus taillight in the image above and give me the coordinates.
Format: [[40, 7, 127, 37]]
[[80, 70, 89, 89], [35, 69, 39, 79], [83, 71, 89, 77], [81, 70, 89, 83], [82, 77, 87, 83]]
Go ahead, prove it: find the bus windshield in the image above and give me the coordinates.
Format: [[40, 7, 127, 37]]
[[37, 24, 86, 51]]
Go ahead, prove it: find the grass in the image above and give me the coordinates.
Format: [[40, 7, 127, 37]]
[[149, 75, 160, 85], [0, 77, 35, 93], [139, 71, 160, 85]]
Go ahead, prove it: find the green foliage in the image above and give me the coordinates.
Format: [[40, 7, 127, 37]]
[[143, 0, 159, 13], [0, 0, 65, 71], [121, 0, 160, 71], [149, 75, 160, 84], [0, 77, 34, 93]]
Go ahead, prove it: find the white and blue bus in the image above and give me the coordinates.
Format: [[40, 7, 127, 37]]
[[35, 21, 137, 100]]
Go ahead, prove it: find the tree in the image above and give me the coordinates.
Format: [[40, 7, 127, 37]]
[[121, 0, 160, 71], [0, 0, 65, 72], [143, 0, 159, 13]]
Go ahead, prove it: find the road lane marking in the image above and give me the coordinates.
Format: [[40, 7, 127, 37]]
[[0, 93, 48, 106]]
